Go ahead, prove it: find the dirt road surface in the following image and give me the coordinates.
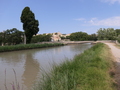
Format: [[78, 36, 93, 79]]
[[105, 43, 120, 89]]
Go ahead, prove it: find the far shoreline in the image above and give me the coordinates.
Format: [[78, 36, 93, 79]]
[[0, 43, 64, 53]]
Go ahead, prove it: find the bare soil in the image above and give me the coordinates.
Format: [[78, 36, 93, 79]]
[[105, 43, 120, 90]]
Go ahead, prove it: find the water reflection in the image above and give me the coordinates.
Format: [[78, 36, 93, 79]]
[[0, 52, 25, 90], [22, 52, 40, 89], [69, 43, 91, 53], [0, 43, 93, 90], [0, 51, 24, 65]]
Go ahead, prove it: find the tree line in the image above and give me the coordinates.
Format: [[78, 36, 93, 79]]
[[68, 28, 120, 42], [0, 28, 52, 45], [97, 28, 120, 42], [1, 6, 120, 46], [1, 28, 120, 46]]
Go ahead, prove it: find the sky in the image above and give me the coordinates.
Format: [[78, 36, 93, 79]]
[[0, 0, 120, 34]]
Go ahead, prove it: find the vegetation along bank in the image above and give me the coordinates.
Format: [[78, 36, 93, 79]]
[[0, 43, 64, 52], [33, 43, 116, 90]]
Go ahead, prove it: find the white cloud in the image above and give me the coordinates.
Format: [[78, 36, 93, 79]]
[[101, 0, 120, 4], [87, 16, 120, 26]]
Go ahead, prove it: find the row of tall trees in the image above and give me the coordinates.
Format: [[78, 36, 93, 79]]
[[0, 28, 24, 45]]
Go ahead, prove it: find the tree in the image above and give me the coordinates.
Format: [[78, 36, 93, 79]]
[[97, 28, 116, 40], [88, 33, 98, 41], [0, 28, 23, 46], [0, 32, 4, 45], [31, 34, 52, 43], [115, 29, 120, 36], [69, 32, 88, 41], [20, 6, 39, 44], [4, 28, 23, 45]]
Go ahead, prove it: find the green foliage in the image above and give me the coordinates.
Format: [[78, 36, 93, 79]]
[[66, 36, 70, 39], [69, 32, 88, 41], [33, 43, 115, 90], [60, 35, 70, 40], [117, 35, 120, 43], [97, 28, 117, 40], [88, 33, 98, 41], [114, 29, 120, 42], [20, 7, 39, 43], [0, 32, 4, 45], [115, 29, 120, 36], [0, 28, 23, 45], [60, 36, 66, 39], [31, 34, 52, 43]]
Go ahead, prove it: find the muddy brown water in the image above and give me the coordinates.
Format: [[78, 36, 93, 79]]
[[0, 43, 92, 90]]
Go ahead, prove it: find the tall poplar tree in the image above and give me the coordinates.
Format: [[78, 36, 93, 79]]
[[20, 6, 39, 44]]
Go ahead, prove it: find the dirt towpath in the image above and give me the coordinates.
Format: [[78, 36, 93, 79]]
[[105, 43, 120, 89]]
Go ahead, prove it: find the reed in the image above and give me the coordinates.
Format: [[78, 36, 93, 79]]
[[4, 69, 24, 90]]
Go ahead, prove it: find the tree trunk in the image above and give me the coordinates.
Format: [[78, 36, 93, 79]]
[[2, 42, 4, 46], [24, 34, 26, 44]]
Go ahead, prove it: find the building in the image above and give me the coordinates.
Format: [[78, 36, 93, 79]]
[[43, 32, 71, 41]]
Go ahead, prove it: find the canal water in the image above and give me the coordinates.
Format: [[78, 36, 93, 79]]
[[0, 43, 93, 90]]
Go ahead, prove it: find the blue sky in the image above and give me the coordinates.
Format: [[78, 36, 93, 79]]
[[0, 0, 120, 34]]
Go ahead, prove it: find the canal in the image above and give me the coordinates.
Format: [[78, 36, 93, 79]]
[[0, 43, 93, 90]]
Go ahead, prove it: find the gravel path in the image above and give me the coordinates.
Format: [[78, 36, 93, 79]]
[[105, 43, 120, 89], [105, 43, 120, 62]]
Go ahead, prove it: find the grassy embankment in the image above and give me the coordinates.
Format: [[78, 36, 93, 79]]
[[33, 43, 116, 90], [0, 43, 64, 52]]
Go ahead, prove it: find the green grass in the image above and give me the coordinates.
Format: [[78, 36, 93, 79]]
[[0, 43, 64, 52], [33, 43, 116, 90]]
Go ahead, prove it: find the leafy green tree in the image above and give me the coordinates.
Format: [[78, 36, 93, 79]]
[[115, 29, 120, 43], [61, 36, 66, 40], [97, 28, 116, 40], [31, 34, 52, 43], [4, 28, 24, 45], [0, 32, 4, 45], [88, 33, 98, 41], [115, 29, 120, 36], [20, 6, 39, 44], [69, 32, 88, 41], [0, 28, 23, 45], [117, 35, 120, 43], [66, 36, 70, 39]]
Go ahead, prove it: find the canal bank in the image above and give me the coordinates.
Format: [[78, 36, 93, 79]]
[[0, 41, 97, 53], [0, 43, 64, 52], [0, 43, 92, 90], [33, 43, 116, 90]]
